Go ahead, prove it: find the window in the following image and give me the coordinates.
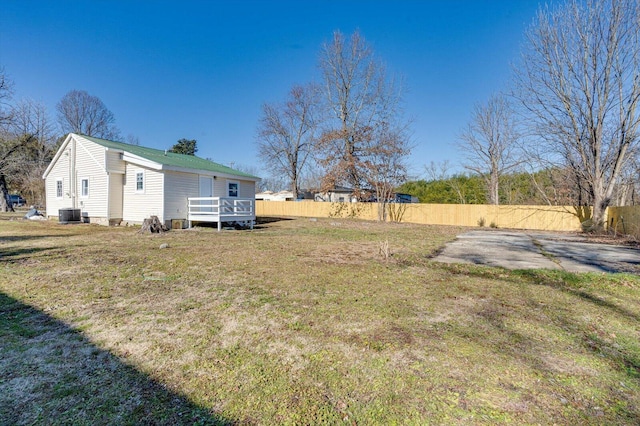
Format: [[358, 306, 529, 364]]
[[56, 180, 63, 198], [136, 171, 144, 192], [227, 181, 239, 197], [81, 178, 89, 197]]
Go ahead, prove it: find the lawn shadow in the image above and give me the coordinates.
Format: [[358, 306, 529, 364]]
[[255, 216, 293, 224], [1, 242, 94, 265], [250, 216, 294, 230], [512, 269, 640, 324], [0, 246, 61, 262], [0, 291, 234, 425], [0, 234, 85, 243], [438, 263, 640, 422]]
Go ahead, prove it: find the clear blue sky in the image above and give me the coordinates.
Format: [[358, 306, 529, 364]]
[[0, 0, 548, 180]]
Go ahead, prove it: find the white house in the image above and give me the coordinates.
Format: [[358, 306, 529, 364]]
[[43, 133, 260, 228], [255, 190, 296, 201], [314, 186, 359, 203]]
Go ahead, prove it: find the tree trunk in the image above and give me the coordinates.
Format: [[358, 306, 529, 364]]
[[0, 173, 15, 213], [489, 170, 499, 205], [590, 203, 607, 233], [138, 216, 168, 234], [291, 167, 299, 200], [587, 190, 610, 233]]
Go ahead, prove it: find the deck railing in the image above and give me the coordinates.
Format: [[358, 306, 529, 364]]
[[187, 197, 255, 231]]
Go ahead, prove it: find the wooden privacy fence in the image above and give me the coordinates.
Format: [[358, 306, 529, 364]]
[[256, 200, 591, 232], [608, 206, 640, 238]]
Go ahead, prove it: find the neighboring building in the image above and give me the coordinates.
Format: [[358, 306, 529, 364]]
[[313, 188, 418, 203], [393, 193, 419, 203], [255, 186, 418, 204], [255, 190, 296, 201], [42, 133, 260, 227], [314, 186, 358, 203]]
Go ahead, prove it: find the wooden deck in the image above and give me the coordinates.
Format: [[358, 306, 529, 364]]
[[187, 197, 255, 231]]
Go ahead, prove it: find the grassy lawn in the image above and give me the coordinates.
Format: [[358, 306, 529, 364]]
[[1, 215, 639, 425]]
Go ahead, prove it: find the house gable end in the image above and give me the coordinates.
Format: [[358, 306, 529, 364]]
[[43, 133, 74, 179]]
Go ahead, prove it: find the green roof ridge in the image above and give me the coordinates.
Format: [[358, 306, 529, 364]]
[[78, 134, 259, 179]]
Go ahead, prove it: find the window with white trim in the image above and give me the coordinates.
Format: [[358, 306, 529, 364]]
[[227, 180, 239, 197], [81, 178, 89, 197], [136, 171, 144, 193], [56, 180, 63, 198]]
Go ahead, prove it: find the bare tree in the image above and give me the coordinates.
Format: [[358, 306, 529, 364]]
[[8, 99, 56, 206], [126, 134, 140, 146], [257, 174, 288, 193], [424, 160, 451, 182], [423, 160, 472, 204], [56, 90, 121, 139], [257, 84, 320, 199], [317, 30, 410, 199], [514, 0, 640, 231], [0, 132, 41, 212], [458, 94, 520, 205], [0, 69, 19, 212], [298, 161, 325, 193], [0, 68, 13, 129], [230, 163, 264, 193], [362, 122, 410, 221]]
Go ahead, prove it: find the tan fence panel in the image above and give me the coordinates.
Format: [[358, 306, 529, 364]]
[[256, 200, 331, 218], [608, 206, 640, 238], [257, 201, 586, 232]]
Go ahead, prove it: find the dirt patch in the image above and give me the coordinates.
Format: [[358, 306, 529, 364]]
[[581, 233, 640, 247], [309, 242, 384, 264]]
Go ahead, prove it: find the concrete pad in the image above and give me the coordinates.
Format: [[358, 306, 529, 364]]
[[433, 230, 640, 273]]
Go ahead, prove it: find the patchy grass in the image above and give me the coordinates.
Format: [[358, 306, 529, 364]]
[[1, 216, 639, 424]]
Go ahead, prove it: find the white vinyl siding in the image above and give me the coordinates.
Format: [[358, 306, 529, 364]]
[[136, 171, 145, 192], [213, 176, 226, 196], [123, 165, 164, 222], [163, 171, 199, 220], [44, 145, 71, 218], [81, 178, 89, 197], [46, 176, 68, 218], [211, 178, 254, 198], [109, 173, 124, 220], [238, 180, 255, 198], [75, 137, 109, 218], [105, 150, 126, 174]]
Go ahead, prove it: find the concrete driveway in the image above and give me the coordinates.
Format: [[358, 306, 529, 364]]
[[433, 230, 640, 273]]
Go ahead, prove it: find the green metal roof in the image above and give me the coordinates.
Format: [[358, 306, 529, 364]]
[[80, 135, 259, 180]]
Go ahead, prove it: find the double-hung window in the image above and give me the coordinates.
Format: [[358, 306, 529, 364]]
[[136, 171, 144, 193], [81, 178, 89, 197], [56, 180, 63, 198]]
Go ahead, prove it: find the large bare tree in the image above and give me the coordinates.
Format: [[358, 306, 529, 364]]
[[8, 99, 57, 206], [362, 122, 410, 220], [317, 30, 410, 199], [458, 94, 521, 205], [0, 68, 18, 212], [257, 84, 320, 199], [56, 89, 121, 140], [515, 0, 640, 231], [0, 68, 13, 128]]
